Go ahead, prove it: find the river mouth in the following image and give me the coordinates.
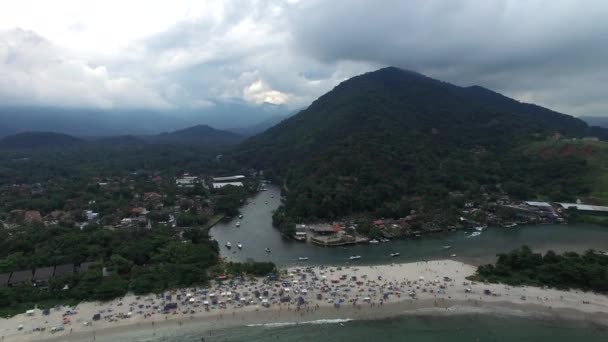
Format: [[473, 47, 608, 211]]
[[209, 186, 608, 267]]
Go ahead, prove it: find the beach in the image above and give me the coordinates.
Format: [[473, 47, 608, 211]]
[[2, 260, 608, 342]]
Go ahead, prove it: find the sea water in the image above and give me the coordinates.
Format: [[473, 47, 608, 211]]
[[122, 315, 608, 342]]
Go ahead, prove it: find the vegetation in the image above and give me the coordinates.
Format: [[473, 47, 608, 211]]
[[234, 67, 607, 231], [470, 246, 608, 292]]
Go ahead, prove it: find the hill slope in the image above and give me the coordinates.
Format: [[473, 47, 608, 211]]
[[0, 132, 84, 149], [151, 124, 243, 146], [235, 67, 603, 222]]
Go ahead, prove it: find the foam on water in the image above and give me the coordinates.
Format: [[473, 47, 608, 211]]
[[246, 318, 353, 328]]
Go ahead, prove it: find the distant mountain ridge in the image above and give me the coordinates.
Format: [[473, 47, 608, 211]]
[[0, 124, 242, 149], [0, 132, 84, 149]]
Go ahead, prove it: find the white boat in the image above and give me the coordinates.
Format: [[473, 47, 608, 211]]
[[238, 214, 243, 219], [442, 245, 452, 249], [226, 241, 232, 248], [298, 257, 309, 261], [349, 255, 361, 260], [265, 248, 271, 253], [390, 253, 400, 257], [236, 221, 241, 227], [237, 243, 243, 249], [369, 239, 380, 244], [474, 226, 486, 231], [451, 254, 457, 257], [381, 238, 390, 243], [468, 232, 481, 238]]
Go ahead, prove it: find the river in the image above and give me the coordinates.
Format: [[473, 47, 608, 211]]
[[209, 186, 608, 266]]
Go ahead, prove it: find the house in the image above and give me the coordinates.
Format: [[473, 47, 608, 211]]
[[144, 192, 163, 205], [33, 266, 55, 287], [0, 273, 10, 287], [24, 210, 43, 224], [84, 210, 99, 221], [54, 264, 74, 278], [8, 270, 32, 286], [77, 262, 98, 273], [309, 224, 335, 235]]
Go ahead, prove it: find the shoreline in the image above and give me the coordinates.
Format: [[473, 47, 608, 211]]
[[3, 260, 608, 341]]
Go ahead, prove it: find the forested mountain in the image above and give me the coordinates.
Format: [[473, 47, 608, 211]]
[[235, 67, 606, 222], [0, 132, 84, 149], [152, 125, 243, 146]]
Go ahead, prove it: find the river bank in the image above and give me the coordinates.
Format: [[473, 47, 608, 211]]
[[3, 260, 608, 342]]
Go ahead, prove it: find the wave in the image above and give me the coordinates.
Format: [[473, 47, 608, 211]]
[[247, 318, 353, 328]]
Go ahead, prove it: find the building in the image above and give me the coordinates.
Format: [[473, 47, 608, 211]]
[[0, 273, 10, 287], [77, 262, 98, 273], [212, 175, 246, 182], [54, 264, 74, 278], [33, 266, 55, 287], [8, 270, 32, 286], [176, 175, 199, 188], [557, 203, 608, 215], [212, 182, 244, 189]]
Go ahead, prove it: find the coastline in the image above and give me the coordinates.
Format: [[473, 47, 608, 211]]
[[3, 260, 608, 342]]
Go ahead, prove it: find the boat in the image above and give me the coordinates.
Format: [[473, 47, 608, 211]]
[[238, 214, 243, 219], [349, 255, 361, 260], [237, 242, 243, 249], [298, 257, 309, 261], [468, 231, 481, 238], [442, 245, 452, 249], [451, 254, 457, 257], [474, 226, 487, 231], [236, 222, 241, 227], [226, 242, 232, 249], [369, 239, 380, 244], [504, 223, 517, 228], [381, 238, 390, 243], [390, 253, 400, 257], [265, 248, 271, 253]]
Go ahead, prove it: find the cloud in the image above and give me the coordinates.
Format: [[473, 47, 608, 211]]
[[287, 0, 608, 116], [0, 0, 607, 118], [0, 28, 171, 109]]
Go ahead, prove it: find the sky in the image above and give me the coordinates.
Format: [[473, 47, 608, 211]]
[[0, 0, 607, 118]]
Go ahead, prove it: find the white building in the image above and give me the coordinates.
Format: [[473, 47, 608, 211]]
[[176, 175, 199, 188], [212, 182, 244, 189]]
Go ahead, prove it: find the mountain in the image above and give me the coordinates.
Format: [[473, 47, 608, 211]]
[[229, 110, 301, 136], [581, 116, 608, 128], [151, 125, 243, 146], [0, 132, 84, 149], [235, 67, 606, 223], [0, 102, 288, 138]]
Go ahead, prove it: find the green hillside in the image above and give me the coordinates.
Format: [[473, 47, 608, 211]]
[[234, 67, 605, 227]]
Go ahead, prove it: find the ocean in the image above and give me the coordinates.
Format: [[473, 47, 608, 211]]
[[118, 315, 608, 342]]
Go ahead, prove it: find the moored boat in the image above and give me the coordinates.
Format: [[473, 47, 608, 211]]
[[298, 257, 309, 261], [226, 241, 232, 248], [390, 252, 400, 257], [237, 242, 243, 249], [349, 255, 361, 260]]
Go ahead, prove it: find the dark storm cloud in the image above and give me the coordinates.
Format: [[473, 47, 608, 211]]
[[287, 0, 608, 116]]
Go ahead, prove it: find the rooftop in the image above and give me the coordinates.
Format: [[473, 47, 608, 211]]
[[212, 182, 243, 189], [9, 270, 32, 285], [33, 266, 55, 281], [557, 203, 608, 212], [54, 264, 74, 278], [213, 175, 246, 182]]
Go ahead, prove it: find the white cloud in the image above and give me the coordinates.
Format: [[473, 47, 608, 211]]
[[0, 28, 170, 109], [244, 80, 289, 105]]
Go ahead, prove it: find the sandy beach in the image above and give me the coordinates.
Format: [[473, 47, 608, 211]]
[[2, 260, 608, 342]]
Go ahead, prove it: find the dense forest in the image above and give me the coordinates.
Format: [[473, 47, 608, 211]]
[[470, 246, 608, 293], [234, 67, 607, 230]]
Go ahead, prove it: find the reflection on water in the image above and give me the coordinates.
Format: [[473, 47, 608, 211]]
[[210, 186, 608, 267]]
